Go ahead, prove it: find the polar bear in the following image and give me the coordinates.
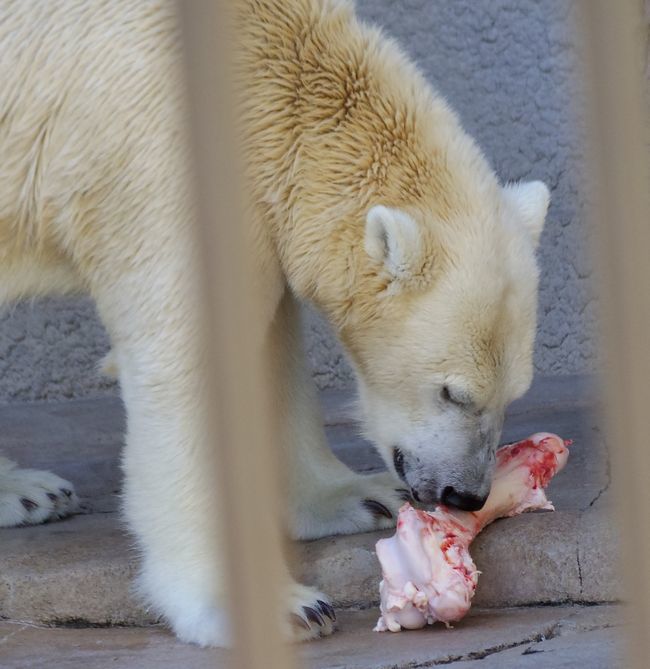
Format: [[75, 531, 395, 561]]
[[0, 0, 549, 647]]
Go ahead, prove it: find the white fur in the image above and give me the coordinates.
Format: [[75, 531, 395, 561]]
[[0, 456, 79, 527], [365, 206, 423, 280], [503, 181, 550, 245], [0, 0, 548, 647]]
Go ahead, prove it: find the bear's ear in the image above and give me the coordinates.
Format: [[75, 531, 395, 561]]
[[503, 181, 550, 247], [365, 205, 422, 280]]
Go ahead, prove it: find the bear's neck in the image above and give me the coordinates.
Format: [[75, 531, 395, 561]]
[[241, 0, 496, 332]]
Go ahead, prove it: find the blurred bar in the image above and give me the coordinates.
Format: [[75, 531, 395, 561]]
[[580, 1, 650, 666], [178, 2, 298, 668]]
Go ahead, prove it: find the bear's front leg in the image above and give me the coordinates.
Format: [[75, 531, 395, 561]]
[[92, 255, 337, 644], [112, 340, 230, 645], [273, 294, 409, 541], [120, 362, 337, 644]]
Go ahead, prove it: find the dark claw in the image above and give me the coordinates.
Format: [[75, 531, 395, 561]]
[[290, 613, 310, 630], [20, 498, 38, 511], [60, 488, 73, 498], [317, 599, 336, 622], [303, 606, 324, 627], [46, 493, 58, 503], [396, 488, 412, 502], [363, 499, 393, 520]]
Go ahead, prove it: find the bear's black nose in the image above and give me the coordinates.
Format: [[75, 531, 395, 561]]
[[440, 486, 487, 512]]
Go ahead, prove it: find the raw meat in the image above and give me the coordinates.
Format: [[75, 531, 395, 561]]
[[375, 432, 570, 632]]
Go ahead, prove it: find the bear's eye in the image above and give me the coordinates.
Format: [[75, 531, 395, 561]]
[[441, 385, 470, 408]]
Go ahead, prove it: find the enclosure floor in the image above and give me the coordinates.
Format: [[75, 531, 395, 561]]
[[0, 375, 623, 667], [0, 605, 624, 669]]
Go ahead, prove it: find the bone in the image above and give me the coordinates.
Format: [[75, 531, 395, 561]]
[[374, 432, 570, 632]]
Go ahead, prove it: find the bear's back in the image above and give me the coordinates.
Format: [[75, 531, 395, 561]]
[[0, 0, 185, 253]]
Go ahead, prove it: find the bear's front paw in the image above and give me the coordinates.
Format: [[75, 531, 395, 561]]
[[0, 457, 79, 528], [284, 583, 337, 642], [167, 582, 335, 646], [290, 471, 411, 540]]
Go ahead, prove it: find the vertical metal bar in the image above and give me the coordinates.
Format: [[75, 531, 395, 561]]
[[580, 1, 650, 666], [178, 2, 298, 668]]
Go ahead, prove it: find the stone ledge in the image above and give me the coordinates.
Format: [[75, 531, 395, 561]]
[[0, 505, 620, 626]]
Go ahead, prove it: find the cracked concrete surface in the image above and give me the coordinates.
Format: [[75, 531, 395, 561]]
[[440, 606, 623, 669], [0, 0, 597, 400], [576, 547, 584, 594], [0, 606, 624, 668], [585, 425, 612, 511]]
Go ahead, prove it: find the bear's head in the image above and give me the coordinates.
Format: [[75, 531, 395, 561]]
[[342, 181, 550, 511]]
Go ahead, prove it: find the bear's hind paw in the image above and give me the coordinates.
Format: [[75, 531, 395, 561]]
[[0, 457, 80, 528]]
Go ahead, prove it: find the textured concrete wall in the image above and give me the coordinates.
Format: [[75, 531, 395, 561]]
[[0, 0, 596, 401]]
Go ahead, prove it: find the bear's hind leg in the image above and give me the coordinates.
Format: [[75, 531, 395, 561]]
[[0, 254, 83, 528]]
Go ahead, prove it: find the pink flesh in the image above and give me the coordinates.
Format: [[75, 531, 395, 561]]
[[374, 432, 570, 632]]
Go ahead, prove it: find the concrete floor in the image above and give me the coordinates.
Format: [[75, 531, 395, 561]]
[[0, 375, 624, 667], [0, 605, 625, 669]]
